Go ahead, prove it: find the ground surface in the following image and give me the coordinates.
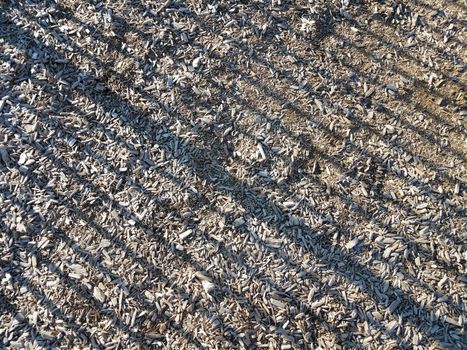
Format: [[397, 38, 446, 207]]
[[0, 0, 466, 349]]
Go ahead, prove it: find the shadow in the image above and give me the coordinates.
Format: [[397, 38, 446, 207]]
[[1, 119, 272, 347], [0, 288, 63, 348], [1, 1, 465, 349], [0, 69, 328, 346], [1, 73, 339, 346], [0, 47, 324, 348], [0, 233, 101, 349], [0, 169, 222, 347], [234, 1, 466, 153]]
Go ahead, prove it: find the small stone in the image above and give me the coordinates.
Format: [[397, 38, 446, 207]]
[[345, 238, 359, 250], [93, 286, 106, 303], [195, 271, 211, 281], [18, 152, 28, 165], [384, 124, 396, 134], [192, 57, 202, 69], [201, 280, 215, 294], [179, 229, 193, 240], [232, 218, 245, 227]]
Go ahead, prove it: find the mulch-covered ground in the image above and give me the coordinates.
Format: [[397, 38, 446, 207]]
[[0, 0, 465, 349]]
